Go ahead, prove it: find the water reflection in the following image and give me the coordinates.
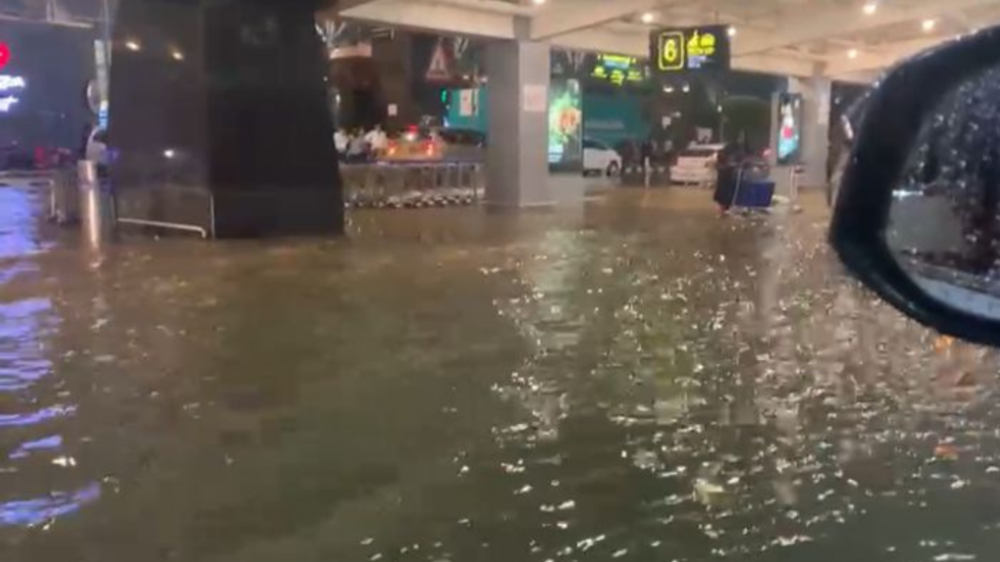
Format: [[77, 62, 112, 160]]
[[0, 187, 51, 261], [0, 190, 997, 561], [0, 298, 54, 391], [0, 483, 100, 527]]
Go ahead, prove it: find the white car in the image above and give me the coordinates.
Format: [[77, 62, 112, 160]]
[[583, 139, 621, 177], [670, 144, 726, 185]]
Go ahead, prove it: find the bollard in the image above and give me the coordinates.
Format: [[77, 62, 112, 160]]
[[472, 163, 484, 202], [789, 165, 805, 213], [49, 165, 80, 224], [446, 163, 457, 189], [78, 160, 114, 249]]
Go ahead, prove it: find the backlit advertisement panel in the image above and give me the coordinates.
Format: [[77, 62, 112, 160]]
[[777, 93, 803, 165], [548, 78, 583, 171]]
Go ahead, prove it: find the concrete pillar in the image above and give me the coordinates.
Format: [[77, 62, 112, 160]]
[[109, 0, 343, 238], [484, 37, 551, 207], [771, 74, 831, 194]]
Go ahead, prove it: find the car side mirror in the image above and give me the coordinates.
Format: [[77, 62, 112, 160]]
[[832, 25, 1000, 347]]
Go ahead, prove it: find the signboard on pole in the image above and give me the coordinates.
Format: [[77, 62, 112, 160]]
[[650, 25, 731, 74], [522, 84, 547, 113], [459, 89, 476, 116]]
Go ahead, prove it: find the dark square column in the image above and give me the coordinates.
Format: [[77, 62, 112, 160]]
[[109, 0, 343, 237]]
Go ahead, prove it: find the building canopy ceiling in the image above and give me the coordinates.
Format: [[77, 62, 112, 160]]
[[330, 0, 1000, 82]]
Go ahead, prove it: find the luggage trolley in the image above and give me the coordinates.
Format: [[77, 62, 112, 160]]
[[728, 159, 776, 213]]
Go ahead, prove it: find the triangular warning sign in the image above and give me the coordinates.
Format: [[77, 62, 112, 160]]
[[425, 40, 452, 82]]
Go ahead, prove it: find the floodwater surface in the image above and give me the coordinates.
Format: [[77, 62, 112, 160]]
[[0, 185, 997, 562]]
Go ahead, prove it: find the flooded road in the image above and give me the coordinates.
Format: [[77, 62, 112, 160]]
[[1, 184, 999, 562]]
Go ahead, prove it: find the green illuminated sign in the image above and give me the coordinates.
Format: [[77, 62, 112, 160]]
[[589, 54, 648, 86]]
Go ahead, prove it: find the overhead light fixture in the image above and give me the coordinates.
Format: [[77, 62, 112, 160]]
[[922, 18, 936, 32], [171, 49, 184, 61], [532, 0, 546, 5], [727, 26, 737, 37], [663, 86, 675, 93], [641, 12, 655, 24], [125, 40, 141, 52], [682, 84, 690, 93], [862, 2, 877, 15], [847, 48, 859, 59]]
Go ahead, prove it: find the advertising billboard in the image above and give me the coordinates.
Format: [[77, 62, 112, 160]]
[[650, 25, 731, 74], [777, 93, 803, 165], [548, 78, 583, 170]]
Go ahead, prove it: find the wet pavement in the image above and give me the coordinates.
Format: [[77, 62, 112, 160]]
[[0, 183, 999, 562]]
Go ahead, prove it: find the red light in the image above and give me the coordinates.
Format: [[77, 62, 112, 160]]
[[424, 142, 435, 157], [0, 42, 10, 71]]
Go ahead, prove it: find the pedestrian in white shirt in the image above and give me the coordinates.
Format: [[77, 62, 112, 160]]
[[334, 128, 350, 157], [364, 124, 388, 155]]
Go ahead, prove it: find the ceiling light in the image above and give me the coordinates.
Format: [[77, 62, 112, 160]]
[[862, 2, 877, 15], [532, 0, 546, 5], [847, 48, 859, 59], [682, 84, 690, 93], [922, 18, 936, 32], [641, 12, 655, 24], [663, 86, 675, 93], [727, 26, 737, 37], [125, 40, 141, 52], [171, 49, 184, 61]]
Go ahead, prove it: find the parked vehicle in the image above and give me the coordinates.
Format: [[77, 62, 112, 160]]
[[438, 128, 486, 162], [383, 127, 486, 163], [0, 142, 34, 171], [670, 144, 726, 185], [583, 138, 621, 177]]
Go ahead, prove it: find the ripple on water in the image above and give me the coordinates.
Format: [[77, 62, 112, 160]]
[[0, 298, 55, 392]]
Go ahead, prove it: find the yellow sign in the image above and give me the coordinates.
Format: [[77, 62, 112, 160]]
[[658, 32, 685, 71], [652, 26, 731, 73], [687, 30, 717, 59]]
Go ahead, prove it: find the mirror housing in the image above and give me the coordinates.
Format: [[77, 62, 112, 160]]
[[831, 25, 1000, 347]]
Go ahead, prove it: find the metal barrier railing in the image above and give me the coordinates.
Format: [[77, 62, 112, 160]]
[[341, 161, 485, 209], [46, 160, 487, 246]]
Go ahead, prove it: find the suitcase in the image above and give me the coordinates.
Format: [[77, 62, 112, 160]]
[[733, 178, 775, 208]]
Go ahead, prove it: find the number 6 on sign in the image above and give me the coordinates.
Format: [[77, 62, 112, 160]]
[[658, 32, 685, 71]]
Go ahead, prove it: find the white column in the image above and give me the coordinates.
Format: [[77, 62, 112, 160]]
[[796, 75, 831, 188], [484, 38, 552, 207], [771, 74, 831, 195]]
